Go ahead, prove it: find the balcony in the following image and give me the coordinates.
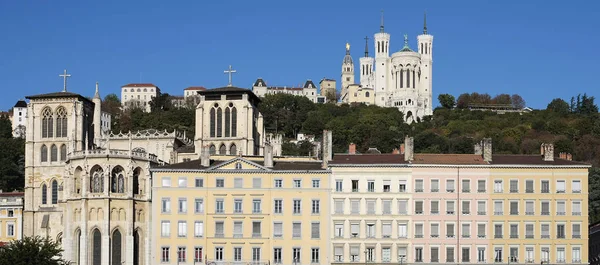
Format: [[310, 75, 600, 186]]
[[252, 233, 262, 238], [556, 190, 565, 193], [510, 211, 519, 215], [431, 211, 439, 215], [541, 211, 550, 215], [478, 211, 486, 215], [447, 234, 455, 238], [478, 235, 486, 239], [494, 211, 503, 215], [573, 190, 581, 193], [399, 211, 407, 215], [462, 211, 471, 215], [352, 189, 359, 192], [478, 189, 486, 193], [431, 189, 439, 192], [215, 233, 224, 238], [573, 234, 581, 239], [541, 189, 550, 193], [557, 212, 566, 216], [431, 234, 439, 238], [462, 234, 470, 238], [446, 259, 455, 263], [573, 212, 581, 216], [415, 234, 424, 238], [494, 234, 503, 239], [526, 235, 534, 239], [415, 189, 424, 193], [274, 233, 283, 238], [525, 211, 534, 215], [525, 189, 534, 193], [557, 259, 565, 263], [510, 234, 519, 239], [572, 259, 582, 263], [415, 211, 423, 215], [383, 210, 391, 215], [541, 235, 550, 239], [462, 189, 471, 193], [447, 211, 455, 215], [494, 189, 503, 193], [234, 233, 243, 238], [447, 189, 455, 193]]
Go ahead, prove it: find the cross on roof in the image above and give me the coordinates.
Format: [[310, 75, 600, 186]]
[[59, 69, 71, 92], [224, 65, 237, 87]]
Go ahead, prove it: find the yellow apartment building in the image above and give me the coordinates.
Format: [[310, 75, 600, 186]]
[[151, 149, 330, 265], [0, 191, 24, 245]]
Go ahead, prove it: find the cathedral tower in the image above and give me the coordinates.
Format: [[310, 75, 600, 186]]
[[374, 11, 391, 106], [359, 36, 375, 89], [340, 43, 354, 103], [417, 12, 434, 115]]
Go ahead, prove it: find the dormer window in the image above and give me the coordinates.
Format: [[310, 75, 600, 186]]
[[235, 162, 242, 169]]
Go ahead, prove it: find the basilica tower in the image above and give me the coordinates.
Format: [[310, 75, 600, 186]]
[[374, 11, 391, 106], [417, 12, 433, 115], [340, 43, 354, 103], [359, 36, 375, 89]]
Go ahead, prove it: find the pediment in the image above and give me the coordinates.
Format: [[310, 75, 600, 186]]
[[206, 157, 270, 171]]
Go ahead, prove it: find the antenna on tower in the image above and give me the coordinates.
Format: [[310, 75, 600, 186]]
[[380, 10, 385, 33], [364, 36, 369, 57], [423, 11, 428, 34]]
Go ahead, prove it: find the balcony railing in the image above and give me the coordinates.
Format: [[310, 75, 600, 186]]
[[494, 211, 503, 215], [573, 234, 581, 239], [573, 212, 582, 216], [478, 189, 486, 193], [494, 234, 503, 239], [557, 211, 566, 215], [478, 211, 486, 215], [415, 189, 424, 193], [541, 211, 550, 215], [462, 189, 471, 193], [415, 234, 423, 238], [431, 189, 439, 192], [510, 234, 519, 238], [526, 211, 534, 215], [541, 235, 550, 239], [447, 189, 455, 193]]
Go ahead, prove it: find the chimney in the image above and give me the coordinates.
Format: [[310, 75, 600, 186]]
[[474, 142, 482, 155], [322, 130, 333, 168], [349, 143, 356, 154], [392, 148, 399, 154], [404, 136, 414, 162], [400, 144, 405, 155], [200, 145, 211, 167], [264, 143, 274, 168], [541, 143, 554, 161], [482, 138, 492, 162], [566, 153, 572, 161]]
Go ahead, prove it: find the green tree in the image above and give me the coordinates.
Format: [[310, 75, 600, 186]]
[[0, 236, 68, 265], [0, 116, 12, 139], [101, 94, 122, 116], [546, 98, 570, 115], [437, 94, 455, 109], [149, 93, 173, 112], [511, 94, 526, 109], [0, 137, 24, 191]]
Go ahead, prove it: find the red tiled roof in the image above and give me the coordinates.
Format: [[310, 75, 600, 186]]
[[331, 154, 406, 164], [268, 87, 304, 91], [491, 155, 589, 166], [184, 86, 207, 91], [0, 192, 24, 197], [412, 154, 488, 165], [121, 83, 157, 88], [0, 242, 8, 247]]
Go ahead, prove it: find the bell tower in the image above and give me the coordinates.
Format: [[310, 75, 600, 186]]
[[374, 11, 391, 106], [340, 43, 354, 102], [417, 12, 434, 115]]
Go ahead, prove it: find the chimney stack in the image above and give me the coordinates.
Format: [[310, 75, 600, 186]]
[[482, 138, 492, 162], [322, 130, 333, 168], [566, 153, 572, 161], [349, 143, 356, 154], [392, 148, 399, 154], [200, 145, 211, 167], [264, 143, 274, 168], [404, 136, 414, 162], [400, 144, 405, 155], [474, 142, 482, 155], [541, 143, 554, 161]]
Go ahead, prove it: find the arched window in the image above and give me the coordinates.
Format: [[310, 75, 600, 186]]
[[133, 230, 141, 265], [60, 144, 67, 161], [111, 229, 122, 265], [413, 70, 416, 88], [51, 144, 58, 162], [406, 69, 410, 87], [51, 180, 58, 204], [216, 108, 223, 137], [42, 184, 47, 204], [365, 92, 370, 97], [42, 108, 53, 138], [133, 168, 140, 195], [209, 145, 216, 155], [219, 144, 226, 155], [74, 230, 81, 265], [400, 70, 404, 88], [230, 144, 237, 156], [235, 162, 242, 169], [92, 229, 102, 265], [41, 145, 48, 162], [421, 43, 423, 54], [55, 107, 68, 138], [209, 108, 216, 137], [224, 107, 231, 137], [91, 167, 104, 193], [231, 107, 237, 137]]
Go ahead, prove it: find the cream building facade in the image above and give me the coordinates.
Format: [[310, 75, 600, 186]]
[[121, 83, 160, 112], [0, 191, 24, 244], [252, 79, 319, 103], [11, 100, 27, 138]]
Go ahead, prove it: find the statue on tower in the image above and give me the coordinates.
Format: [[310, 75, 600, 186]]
[[346, 43, 350, 51]]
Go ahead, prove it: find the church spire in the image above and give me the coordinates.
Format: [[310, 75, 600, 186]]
[[380, 10, 385, 33], [423, 12, 428, 34], [94, 82, 100, 99], [364, 36, 369, 57]]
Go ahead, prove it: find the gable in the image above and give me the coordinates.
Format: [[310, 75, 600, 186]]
[[208, 157, 270, 171]]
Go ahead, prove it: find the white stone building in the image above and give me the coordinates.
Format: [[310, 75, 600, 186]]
[[121, 83, 160, 112], [11, 100, 27, 138], [341, 14, 434, 123], [252, 79, 319, 103]]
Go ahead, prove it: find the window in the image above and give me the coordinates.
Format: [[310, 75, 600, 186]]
[[541, 224, 550, 238], [572, 223, 581, 238], [398, 223, 407, 238], [215, 199, 224, 213], [253, 177, 262, 188], [274, 222, 283, 238], [572, 180, 581, 193], [525, 201, 534, 215], [351, 223, 360, 237], [462, 223, 471, 238], [161, 198, 171, 213], [431, 223, 439, 238], [398, 200, 407, 215], [557, 224, 565, 238], [312, 179, 320, 188], [351, 180, 359, 192], [274, 199, 282, 214], [415, 223, 423, 238], [510, 224, 519, 238], [494, 180, 503, 193], [556, 247, 565, 263], [462, 247, 470, 262], [510, 248, 518, 262], [335, 180, 342, 191], [462, 179, 470, 192], [366, 223, 376, 238], [367, 180, 375, 192], [446, 179, 455, 192], [233, 199, 243, 213], [41, 145, 48, 162], [311, 222, 320, 239], [334, 223, 344, 238], [494, 224, 503, 238], [294, 179, 302, 188], [215, 222, 224, 237], [367, 200, 375, 214], [215, 247, 223, 261], [161, 221, 170, 237], [194, 221, 203, 237], [526, 180, 533, 193], [541, 201, 550, 215], [572, 247, 581, 263], [293, 199, 301, 214], [178, 247, 186, 263], [526, 247, 534, 262], [446, 247, 455, 262], [478, 201, 486, 215], [494, 200, 503, 215], [510, 201, 519, 215], [178, 177, 187, 187], [526, 224, 534, 238], [253, 199, 262, 213], [161, 247, 170, 262], [178, 221, 187, 237], [293, 248, 301, 263], [510, 180, 518, 193], [462, 201, 470, 215], [541, 180, 550, 193], [41, 108, 53, 138], [382, 223, 392, 238], [478, 248, 486, 262], [381, 247, 391, 262], [478, 223, 486, 238], [415, 179, 424, 192], [194, 247, 203, 263], [399, 180, 407, 192], [60, 144, 66, 161], [431, 247, 439, 262], [270, 248, 282, 264], [415, 247, 423, 262], [178, 198, 187, 213], [398, 247, 407, 263], [351, 200, 360, 214], [216, 178, 224, 188], [234, 178, 243, 188], [195, 178, 204, 187], [446, 223, 455, 238], [415, 201, 423, 214], [275, 179, 283, 188], [383, 180, 391, 192], [7, 210, 13, 217], [446, 200, 455, 214], [252, 221, 262, 238], [557, 200, 566, 215], [162, 177, 171, 187], [194, 199, 204, 213], [541, 247, 549, 262], [233, 247, 242, 261], [312, 199, 320, 214], [556, 180, 566, 193], [495, 247, 503, 262], [478, 180, 486, 193], [293, 222, 301, 238], [51, 180, 58, 204], [382, 200, 391, 214], [366, 247, 375, 262]]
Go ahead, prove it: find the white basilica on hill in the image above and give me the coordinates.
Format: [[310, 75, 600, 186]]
[[340, 13, 434, 123]]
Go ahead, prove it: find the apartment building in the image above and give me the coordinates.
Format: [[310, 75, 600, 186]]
[[329, 137, 589, 265], [151, 146, 330, 265], [0, 191, 24, 245]]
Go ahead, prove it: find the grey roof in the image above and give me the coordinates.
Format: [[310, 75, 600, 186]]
[[26, 91, 93, 104], [303, 80, 316, 89], [14, 100, 27, 108], [343, 54, 353, 65], [199, 86, 261, 105], [157, 158, 326, 171], [253, 78, 266, 87]]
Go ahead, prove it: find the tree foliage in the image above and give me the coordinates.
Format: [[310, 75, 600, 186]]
[[437, 94, 455, 109], [0, 116, 24, 191], [456, 92, 527, 109], [0, 236, 68, 265]]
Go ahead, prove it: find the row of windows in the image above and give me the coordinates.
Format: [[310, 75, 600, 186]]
[[122, 88, 154, 93], [160, 197, 322, 215], [162, 176, 321, 189], [41, 180, 59, 205], [336, 178, 583, 194], [160, 246, 318, 264], [41, 107, 68, 138], [40, 144, 67, 162], [333, 245, 581, 264], [332, 221, 582, 240], [333, 198, 583, 216], [209, 104, 237, 138], [160, 220, 322, 240]]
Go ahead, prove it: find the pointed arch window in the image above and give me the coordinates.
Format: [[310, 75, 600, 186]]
[[111, 230, 122, 265], [224, 108, 231, 137], [92, 229, 102, 265], [209, 108, 216, 138], [231, 107, 237, 137], [91, 167, 104, 193], [42, 184, 47, 204], [55, 107, 68, 138], [209, 145, 216, 155], [219, 144, 226, 155], [51, 180, 58, 204], [42, 108, 53, 138], [50, 144, 58, 162], [60, 144, 67, 161], [216, 108, 223, 137], [421, 43, 424, 54], [133, 168, 140, 195], [111, 167, 125, 193], [41, 145, 48, 162], [230, 144, 237, 156]]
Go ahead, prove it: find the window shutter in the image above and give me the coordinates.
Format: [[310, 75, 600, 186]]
[[335, 247, 343, 256], [382, 223, 391, 237], [311, 223, 320, 238], [398, 200, 407, 213]]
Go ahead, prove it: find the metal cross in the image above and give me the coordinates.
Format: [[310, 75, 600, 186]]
[[59, 69, 71, 92], [223, 65, 236, 87]]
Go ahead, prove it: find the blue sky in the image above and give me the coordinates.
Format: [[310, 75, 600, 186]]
[[0, 0, 598, 110]]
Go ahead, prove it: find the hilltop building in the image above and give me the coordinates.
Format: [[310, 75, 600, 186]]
[[11, 100, 27, 138], [121, 83, 160, 112], [341, 13, 433, 122], [251, 79, 325, 103], [319, 78, 337, 103]]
